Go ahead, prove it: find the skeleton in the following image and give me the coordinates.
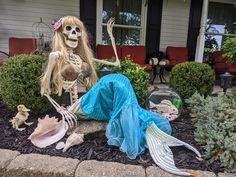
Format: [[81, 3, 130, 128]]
[[9, 105, 33, 131], [41, 17, 120, 129]]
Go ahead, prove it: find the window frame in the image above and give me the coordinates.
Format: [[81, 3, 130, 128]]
[[96, 0, 148, 45], [205, 1, 236, 49]]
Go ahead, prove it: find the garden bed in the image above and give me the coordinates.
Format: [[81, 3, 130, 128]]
[[0, 98, 223, 174]]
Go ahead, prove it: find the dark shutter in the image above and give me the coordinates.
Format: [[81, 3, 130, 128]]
[[187, 0, 203, 60], [80, 0, 97, 51], [145, 0, 163, 61]]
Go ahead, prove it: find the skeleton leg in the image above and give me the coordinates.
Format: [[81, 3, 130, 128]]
[[24, 121, 33, 126], [15, 123, 25, 131]]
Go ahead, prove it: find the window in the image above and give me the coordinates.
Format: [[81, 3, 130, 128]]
[[96, 0, 147, 45], [205, 1, 236, 50]]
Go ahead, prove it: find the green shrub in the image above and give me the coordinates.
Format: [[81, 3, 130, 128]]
[[169, 62, 215, 100], [0, 55, 58, 113], [222, 37, 236, 63], [96, 59, 150, 106], [186, 92, 236, 172]]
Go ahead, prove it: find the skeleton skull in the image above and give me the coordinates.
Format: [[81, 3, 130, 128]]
[[63, 25, 81, 49]]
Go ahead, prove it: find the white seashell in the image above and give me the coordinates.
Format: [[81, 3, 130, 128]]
[[63, 133, 84, 152], [56, 141, 65, 150], [28, 115, 68, 148]]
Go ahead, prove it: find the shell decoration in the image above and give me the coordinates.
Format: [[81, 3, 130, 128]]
[[28, 115, 68, 148], [63, 132, 84, 152]]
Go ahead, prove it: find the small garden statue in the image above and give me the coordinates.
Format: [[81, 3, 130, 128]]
[[9, 104, 33, 131], [149, 100, 179, 121], [39, 16, 201, 176]]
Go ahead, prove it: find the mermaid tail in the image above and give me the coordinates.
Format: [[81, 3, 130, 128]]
[[79, 74, 172, 158], [146, 123, 201, 176], [74, 73, 200, 176]]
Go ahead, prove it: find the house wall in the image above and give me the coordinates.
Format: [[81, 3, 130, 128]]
[[0, 0, 80, 54], [159, 0, 191, 52]]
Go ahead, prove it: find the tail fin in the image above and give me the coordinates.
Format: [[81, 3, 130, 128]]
[[146, 123, 201, 176]]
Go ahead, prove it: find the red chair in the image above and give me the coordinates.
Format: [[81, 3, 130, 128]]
[[212, 51, 236, 74], [166, 46, 189, 67], [0, 37, 37, 65], [121, 45, 152, 71], [212, 51, 227, 74], [96, 44, 122, 59]]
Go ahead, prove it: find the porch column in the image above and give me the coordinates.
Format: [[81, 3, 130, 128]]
[[195, 0, 209, 63]]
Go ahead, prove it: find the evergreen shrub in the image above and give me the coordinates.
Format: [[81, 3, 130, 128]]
[[0, 55, 59, 113], [186, 92, 236, 172], [169, 62, 215, 100]]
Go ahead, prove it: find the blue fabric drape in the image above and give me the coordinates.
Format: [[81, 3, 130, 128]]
[[80, 74, 172, 159]]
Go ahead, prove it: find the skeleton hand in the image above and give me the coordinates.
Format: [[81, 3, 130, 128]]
[[44, 94, 77, 129], [49, 51, 62, 60]]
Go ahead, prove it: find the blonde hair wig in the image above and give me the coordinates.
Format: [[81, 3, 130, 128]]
[[40, 16, 98, 96]]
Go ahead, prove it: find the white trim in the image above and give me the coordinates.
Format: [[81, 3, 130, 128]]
[[101, 23, 142, 29], [96, 0, 147, 45], [210, 0, 236, 4], [195, 0, 209, 63], [96, 0, 103, 44], [141, 0, 148, 45]]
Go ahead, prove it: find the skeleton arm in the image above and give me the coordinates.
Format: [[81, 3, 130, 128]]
[[92, 18, 121, 67], [41, 51, 62, 95]]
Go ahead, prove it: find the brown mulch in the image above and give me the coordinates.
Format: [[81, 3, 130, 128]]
[[0, 98, 223, 174]]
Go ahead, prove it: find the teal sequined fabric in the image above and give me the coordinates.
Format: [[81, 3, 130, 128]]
[[79, 74, 172, 159]]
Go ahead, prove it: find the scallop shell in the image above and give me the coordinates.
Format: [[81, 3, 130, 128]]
[[28, 115, 68, 148]]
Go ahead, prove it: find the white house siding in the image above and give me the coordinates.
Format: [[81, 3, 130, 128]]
[[159, 0, 191, 52], [0, 0, 80, 54]]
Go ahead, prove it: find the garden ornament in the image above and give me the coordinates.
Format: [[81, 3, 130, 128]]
[[39, 16, 201, 176], [28, 115, 68, 148], [149, 100, 179, 121], [62, 132, 84, 152], [9, 104, 33, 131]]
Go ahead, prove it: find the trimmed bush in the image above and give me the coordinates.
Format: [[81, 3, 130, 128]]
[[0, 55, 58, 113], [169, 62, 215, 100], [186, 92, 236, 172]]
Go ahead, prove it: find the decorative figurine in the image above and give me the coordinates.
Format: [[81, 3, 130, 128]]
[[38, 16, 200, 176], [9, 105, 33, 131], [149, 100, 179, 121]]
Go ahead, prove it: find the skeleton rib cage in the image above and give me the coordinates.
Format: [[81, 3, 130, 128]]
[[63, 52, 87, 105]]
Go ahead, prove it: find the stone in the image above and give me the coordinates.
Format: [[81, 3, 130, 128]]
[[74, 120, 107, 136], [146, 166, 217, 177], [195, 170, 216, 177], [218, 173, 236, 177], [75, 160, 145, 177], [0, 149, 20, 175], [5, 153, 79, 177], [146, 166, 180, 177]]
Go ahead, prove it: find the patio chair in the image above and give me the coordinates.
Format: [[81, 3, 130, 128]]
[[121, 45, 153, 71], [212, 51, 236, 74], [0, 37, 37, 65], [96, 44, 122, 59], [166, 46, 189, 67]]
